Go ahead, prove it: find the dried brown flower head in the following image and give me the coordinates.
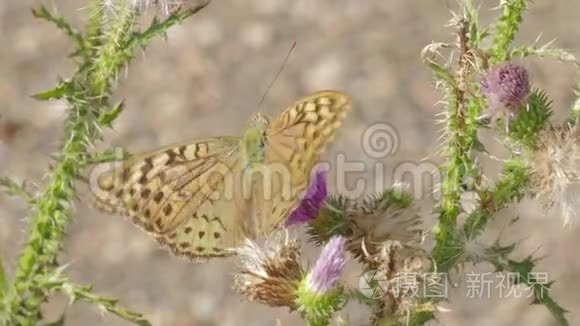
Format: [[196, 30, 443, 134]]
[[233, 233, 304, 308], [347, 190, 423, 266], [530, 124, 580, 226]]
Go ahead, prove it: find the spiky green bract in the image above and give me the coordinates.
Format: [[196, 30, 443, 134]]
[[360, 186, 414, 213], [307, 196, 352, 246], [489, 0, 527, 63], [296, 278, 343, 326], [506, 89, 552, 150], [307, 186, 419, 251]]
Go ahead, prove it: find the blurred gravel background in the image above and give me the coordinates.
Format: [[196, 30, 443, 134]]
[[1, 1, 580, 325]]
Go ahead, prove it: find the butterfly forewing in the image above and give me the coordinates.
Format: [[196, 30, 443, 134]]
[[254, 91, 352, 233], [93, 137, 240, 234], [267, 90, 351, 184]]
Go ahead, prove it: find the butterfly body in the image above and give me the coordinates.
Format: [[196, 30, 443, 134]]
[[92, 91, 351, 261], [241, 113, 269, 171]]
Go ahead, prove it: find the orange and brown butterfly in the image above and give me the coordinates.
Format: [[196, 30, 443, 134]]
[[91, 90, 351, 261]]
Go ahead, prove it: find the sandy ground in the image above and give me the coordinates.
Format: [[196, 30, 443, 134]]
[[1, 0, 580, 325]]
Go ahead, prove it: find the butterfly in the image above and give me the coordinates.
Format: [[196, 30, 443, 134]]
[[91, 90, 351, 261]]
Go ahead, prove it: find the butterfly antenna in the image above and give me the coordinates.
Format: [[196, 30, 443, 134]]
[[258, 40, 296, 108]]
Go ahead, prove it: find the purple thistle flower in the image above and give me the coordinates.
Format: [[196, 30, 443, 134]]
[[305, 236, 346, 295], [478, 62, 531, 129], [286, 168, 328, 226]]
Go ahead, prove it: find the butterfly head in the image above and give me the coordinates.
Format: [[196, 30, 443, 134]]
[[250, 112, 270, 131]]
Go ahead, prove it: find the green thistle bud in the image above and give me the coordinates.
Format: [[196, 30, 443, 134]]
[[507, 89, 552, 149]]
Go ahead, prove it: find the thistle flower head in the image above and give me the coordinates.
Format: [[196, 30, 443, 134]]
[[305, 236, 346, 295], [479, 62, 531, 125], [530, 125, 580, 226], [286, 167, 328, 226], [233, 233, 303, 308], [296, 236, 346, 323], [347, 186, 423, 265]]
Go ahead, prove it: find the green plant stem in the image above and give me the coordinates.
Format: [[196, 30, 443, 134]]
[[463, 159, 528, 235], [89, 6, 136, 98], [40, 274, 150, 326], [436, 18, 480, 255], [489, 0, 527, 63], [1, 4, 135, 324], [86, 0, 104, 50]]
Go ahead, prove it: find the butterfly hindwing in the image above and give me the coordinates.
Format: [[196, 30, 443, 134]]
[[154, 162, 253, 260]]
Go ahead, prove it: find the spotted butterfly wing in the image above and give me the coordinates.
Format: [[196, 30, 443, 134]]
[[253, 91, 352, 234]]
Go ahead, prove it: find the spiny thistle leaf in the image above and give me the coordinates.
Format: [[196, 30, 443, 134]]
[[486, 253, 570, 326], [0, 176, 36, 204], [32, 6, 89, 60], [125, 2, 211, 51], [533, 289, 569, 326], [31, 81, 71, 101], [83, 148, 131, 167], [98, 100, 125, 127], [511, 43, 580, 67]]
